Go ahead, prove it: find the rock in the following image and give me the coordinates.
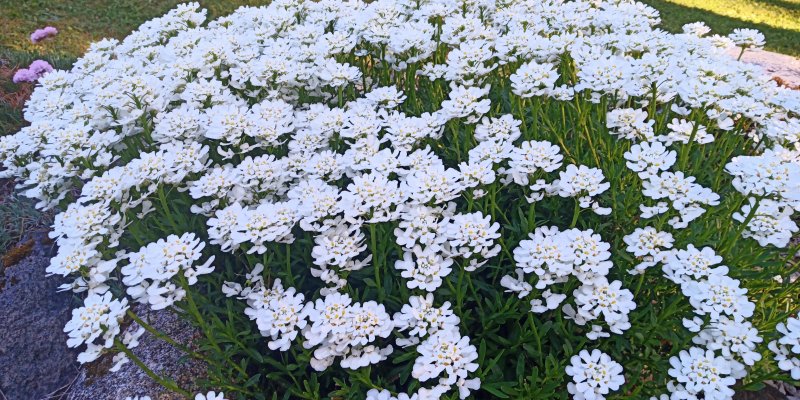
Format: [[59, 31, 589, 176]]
[[0, 237, 79, 400], [67, 304, 207, 400], [726, 47, 800, 88]]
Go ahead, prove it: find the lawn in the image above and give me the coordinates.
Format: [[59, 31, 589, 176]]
[[646, 0, 800, 57]]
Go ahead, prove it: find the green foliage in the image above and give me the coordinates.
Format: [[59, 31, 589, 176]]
[[102, 54, 800, 398]]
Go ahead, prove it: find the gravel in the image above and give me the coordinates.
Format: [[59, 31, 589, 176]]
[[0, 236, 78, 400], [66, 304, 207, 400]]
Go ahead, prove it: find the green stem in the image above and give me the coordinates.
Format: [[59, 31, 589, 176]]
[[369, 223, 383, 300], [569, 199, 581, 228], [178, 276, 249, 376], [157, 185, 180, 232]]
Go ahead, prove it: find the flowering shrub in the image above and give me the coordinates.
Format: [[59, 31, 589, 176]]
[[2, 1, 800, 399]]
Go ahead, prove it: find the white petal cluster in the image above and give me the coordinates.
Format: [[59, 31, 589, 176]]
[[303, 293, 394, 371], [551, 165, 611, 215], [412, 329, 480, 399], [122, 232, 215, 310], [237, 277, 312, 352], [510, 226, 635, 338], [668, 347, 738, 400], [394, 294, 460, 346], [4, 0, 800, 396], [64, 292, 128, 364], [565, 349, 625, 400], [622, 227, 674, 274], [769, 317, 800, 380], [195, 391, 227, 400], [641, 172, 719, 228]]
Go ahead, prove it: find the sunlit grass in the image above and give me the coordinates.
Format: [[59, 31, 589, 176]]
[[644, 0, 800, 56]]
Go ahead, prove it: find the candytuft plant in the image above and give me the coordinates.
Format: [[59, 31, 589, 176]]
[[1, 1, 799, 399]]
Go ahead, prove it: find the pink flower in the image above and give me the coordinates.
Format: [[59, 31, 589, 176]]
[[28, 60, 53, 75], [12, 60, 54, 83], [30, 26, 58, 43], [13, 69, 38, 83]]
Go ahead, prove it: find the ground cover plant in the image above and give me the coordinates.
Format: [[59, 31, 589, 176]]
[[1, 1, 800, 399]]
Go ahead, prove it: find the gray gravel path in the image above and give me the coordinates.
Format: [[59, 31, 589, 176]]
[[0, 238, 79, 400]]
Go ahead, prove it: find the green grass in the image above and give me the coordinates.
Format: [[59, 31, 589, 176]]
[[644, 0, 800, 56], [0, 0, 263, 58]]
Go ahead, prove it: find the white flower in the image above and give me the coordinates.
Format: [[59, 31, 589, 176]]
[[474, 115, 521, 143], [366, 389, 418, 400], [317, 59, 362, 87], [122, 233, 215, 309], [661, 245, 726, 284], [413, 329, 479, 386], [64, 292, 129, 364], [443, 211, 501, 263], [641, 172, 719, 228], [725, 147, 800, 209], [245, 280, 311, 351], [667, 347, 738, 400], [729, 28, 765, 49], [572, 279, 636, 335], [682, 274, 755, 322], [623, 227, 674, 258], [230, 201, 299, 254], [312, 222, 370, 277], [769, 317, 800, 380], [510, 61, 559, 97], [500, 268, 532, 298], [661, 118, 713, 145], [623, 141, 676, 179], [504, 140, 563, 185], [693, 317, 763, 366], [195, 391, 227, 400], [733, 197, 798, 248], [606, 108, 654, 141], [565, 349, 624, 400], [682, 22, 711, 37], [551, 165, 610, 214], [394, 294, 460, 340], [441, 83, 491, 123], [395, 246, 453, 292]]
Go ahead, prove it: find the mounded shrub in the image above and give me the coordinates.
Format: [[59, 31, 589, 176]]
[[2, 1, 799, 399]]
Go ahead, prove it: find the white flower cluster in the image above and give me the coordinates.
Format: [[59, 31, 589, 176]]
[[508, 226, 635, 339], [122, 232, 215, 310], [4, 0, 800, 397], [64, 292, 130, 365], [770, 317, 800, 380], [566, 349, 625, 400], [625, 240, 761, 399], [127, 391, 226, 400], [726, 146, 800, 247]]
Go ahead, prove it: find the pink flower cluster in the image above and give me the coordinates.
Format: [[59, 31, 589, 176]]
[[13, 60, 53, 83], [30, 26, 58, 43]]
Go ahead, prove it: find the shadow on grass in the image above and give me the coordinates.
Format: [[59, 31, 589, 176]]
[[644, 0, 800, 56]]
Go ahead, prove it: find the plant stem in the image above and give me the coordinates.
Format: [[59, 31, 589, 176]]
[[178, 276, 249, 377]]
